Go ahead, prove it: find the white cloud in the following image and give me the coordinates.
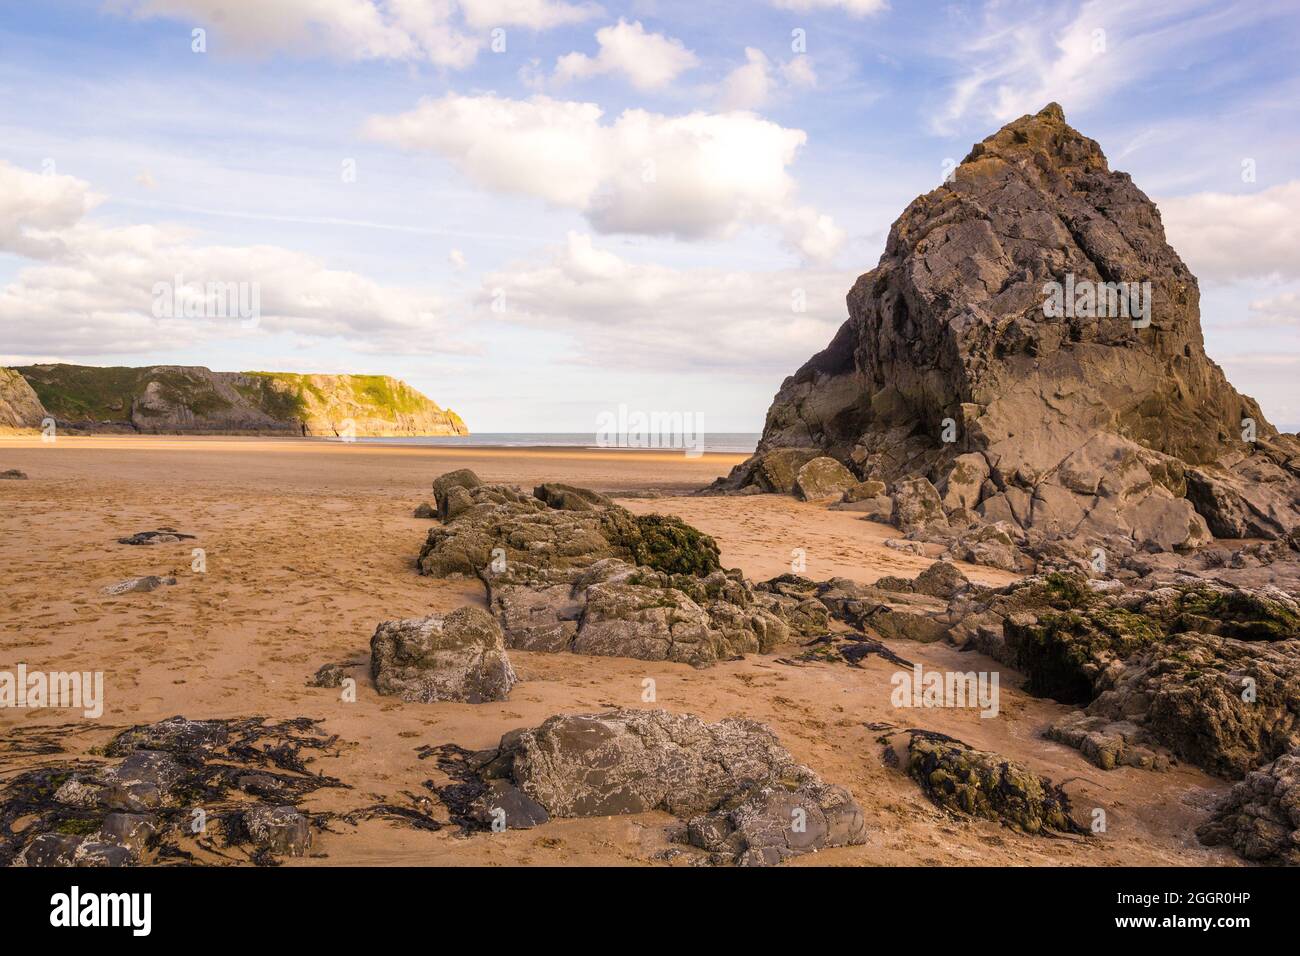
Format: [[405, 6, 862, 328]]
[[718, 48, 817, 110], [108, 0, 598, 68], [480, 232, 854, 368], [459, 0, 599, 30], [364, 94, 844, 260], [1246, 291, 1300, 326], [0, 161, 458, 356], [781, 55, 817, 89], [719, 48, 774, 110], [554, 19, 697, 91], [769, 0, 888, 16], [0, 162, 100, 259], [449, 248, 468, 270], [1159, 181, 1300, 282]]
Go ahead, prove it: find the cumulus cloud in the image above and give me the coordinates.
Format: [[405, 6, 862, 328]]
[[364, 94, 844, 260], [554, 19, 697, 91], [108, 0, 597, 68], [1159, 181, 1300, 283], [769, 0, 888, 15], [479, 232, 853, 368], [718, 48, 817, 110], [0, 161, 457, 356]]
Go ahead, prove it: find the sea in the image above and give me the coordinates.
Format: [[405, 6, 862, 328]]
[[354, 432, 763, 454]]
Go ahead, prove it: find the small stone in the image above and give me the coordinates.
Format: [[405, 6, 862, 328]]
[[104, 575, 176, 595], [242, 805, 312, 857]]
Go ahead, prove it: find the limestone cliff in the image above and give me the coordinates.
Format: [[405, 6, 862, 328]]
[[11, 364, 468, 437], [0, 367, 46, 432]]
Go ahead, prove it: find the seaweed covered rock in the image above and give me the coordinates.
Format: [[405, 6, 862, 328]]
[[1, 716, 341, 867], [417, 472, 720, 581], [1004, 600, 1163, 704], [907, 735, 1084, 835], [370, 606, 516, 704], [436, 709, 866, 865], [1197, 748, 1300, 865], [1054, 633, 1300, 778]]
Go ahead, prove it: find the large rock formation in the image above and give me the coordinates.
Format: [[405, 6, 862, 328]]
[[718, 104, 1300, 561], [417, 472, 824, 666], [10, 363, 467, 437]]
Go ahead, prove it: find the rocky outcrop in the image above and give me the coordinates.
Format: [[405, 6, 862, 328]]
[[11, 364, 467, 437], [370, 606, 516, 703], [434, 709, 866, 865], [714, 104, 1299, 566], [416, 472, 816, 666], [946, 571, 1300, 779]]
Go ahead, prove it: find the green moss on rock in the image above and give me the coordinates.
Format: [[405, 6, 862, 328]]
[[627, 515, 722, 577]]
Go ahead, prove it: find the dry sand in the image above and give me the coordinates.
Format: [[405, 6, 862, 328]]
[[0, 436, 1236, 866]]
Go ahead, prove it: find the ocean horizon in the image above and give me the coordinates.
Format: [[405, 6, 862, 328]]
[[354, 432, 763, 454]]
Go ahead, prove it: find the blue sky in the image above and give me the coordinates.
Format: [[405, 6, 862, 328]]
[[1, 0, 1298, 430]]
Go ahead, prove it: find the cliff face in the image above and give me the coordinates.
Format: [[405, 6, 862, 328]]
[[0, 367, 47, 431], [11, 364, 468, 437], [721, 104, 1300, 552]]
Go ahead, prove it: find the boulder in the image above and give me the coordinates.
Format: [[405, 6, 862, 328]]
[[432, 468, 483, 518], [457, 709, 866, 865], [370, 606, 517, 703], [892, 478, 948, 533], [912, 560, 969, 599], [793, 457, 857, 502], [939, 453, 988, 512], [907, 736, 1084, 835], [842, 479, 887, 502]]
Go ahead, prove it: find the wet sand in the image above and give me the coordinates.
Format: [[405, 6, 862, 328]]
[[0, 436, 1236, 866]]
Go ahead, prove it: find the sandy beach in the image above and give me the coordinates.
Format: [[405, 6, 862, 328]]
[[0, 436, 1237, 866]]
